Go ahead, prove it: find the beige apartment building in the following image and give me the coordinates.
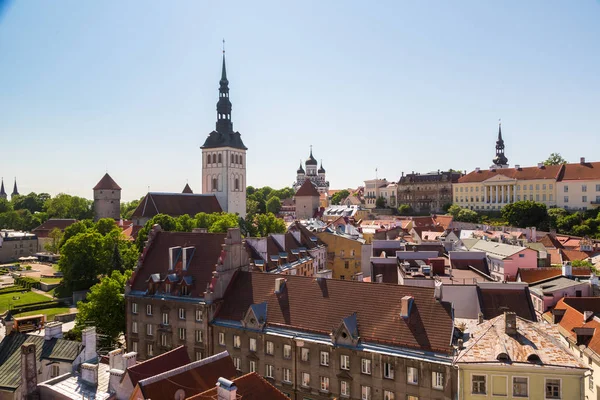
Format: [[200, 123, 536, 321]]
[[556, 158, 600, 210]]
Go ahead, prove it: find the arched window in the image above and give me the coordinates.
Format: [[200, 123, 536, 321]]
[[212, 178, 218, 191], [240, 155, 243, 166], [235, 178, 239, 191], [207, 154, 211, 164], [217, 153, 222, 164], [231, 154, 234, 164]]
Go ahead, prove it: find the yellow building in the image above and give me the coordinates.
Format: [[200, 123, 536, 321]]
[[316, 231, 367, 280], [453, 164, 562, 211], [455, 312, 587, 399]]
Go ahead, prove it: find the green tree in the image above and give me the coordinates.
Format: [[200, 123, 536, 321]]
[[268, 187, 295, 200], [208, 213, 240, 233], [572, 259, 594, 268], [120, 198, 142, 220], [59, 231, 108, 286], [447, 204, 462, 218], [266, 196, 282, 215], [75, 270, 131, 346], [45, 228, 64, 254], [44, 193, 93, 220], [330, 190, 350, 205], [397, 204, 413, 215], [95, 218, 117, 236], [0, 198, 12, 213], [254, 213, 286, 237], [441, 203, 453, 213], [246, 199, 260, 217], [544, 153, 568, 166], [59, 221, 89, 248], [134, 214, 182, 251], [110, 242, 124, 273], [501, 200, 548, 228], [12, 192, 47, 213], [456, 208, 479, 223], [375, 196, 386, 208]]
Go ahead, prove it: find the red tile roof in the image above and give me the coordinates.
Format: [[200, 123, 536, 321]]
[[516, 267, 591, 283], [216, 272, 454, 354], [458, 164, 564, 183], [561, 161, 600, 181], [127, 346, 191, 387], [190, 372, 289, 400], [294, 180, 320, 197], [129, 231, 227, 297], [561, 249, 592, 262], [131, 193, 222, 220], [138, 351, 236, 400], [540, 234, 564, 249], [477, 287, 537, 321], [552, 297, 600, 356], [31, 219, 77, 238], [93, 173, 121, 190]]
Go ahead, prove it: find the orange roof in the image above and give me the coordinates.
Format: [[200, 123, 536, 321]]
[[517, 267, 591, 283], [561, 249, 592, 262], [561, 161, 600, 181], [553, 297, 600, 356], [458, 164, 563, 183], [432, 215, 453, 230]]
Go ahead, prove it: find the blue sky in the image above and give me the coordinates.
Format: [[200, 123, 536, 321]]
[[1, 0, 599, 201]]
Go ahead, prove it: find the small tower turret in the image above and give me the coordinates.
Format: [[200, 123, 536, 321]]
[[93, 173, 121, 221]]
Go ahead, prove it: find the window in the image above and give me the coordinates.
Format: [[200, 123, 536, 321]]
[[519, 253, 525, 258], [344, 261, 350, 269], [233, 356, 241, 370], [361, 358, 372, 375], [407, 366, 418, 385], [583, 185, 588, 192], [384, 391, 394, 400], [340, 354, 350, 370], [181, 285, 189, 296], [536, 194, 540, 201], [131, 341, 138, 353], [195, 330, 203, 343], [564, 196, 569, 203], [195, 351, 202, 361], [217, 154, 222, 164], [340, 250, 345, 257], [407, 397, 418, 400], [178, 308, 186, 320], [51, 365, 60, 378], [146, 324, 153, 336], [529, 194, 533, 200], [283, 368, 291, 383], [132, 302, 138, 314], [283, 344, 291, 359], [472, 375, 486, 395], [161, 334, 167, 346], [233, 335, 241, 348], [178, 328, 186, 340], [543, 194, 547, 201], [590, 374, 594, 391], [195, 309, 203, 322], [546, 379, 560, 399], [212, 178, 217, 191], [564, 186, 569, 193], [249, 360, 256, 373], [383, 362, 394, 379], [301, 347, 309, 362], [320, 376, 330, 392], [207, 154, 211, 164], [162, 312, 169, 325], [132, 321, 138, 334], [550, 184, 554, 189], [147, 343, 153, 357], [361, 385, 371, 400], [218, 332, 225, 346], [235, 178, 239, 191], [265, 364, 274, 379], [583, 196, 588, 203], [302, 372, 310, 387], [146, 304, 152, 315], [266, 341, 274, 355], [432, 371, 444, 389], [543, 184, 547, 190], [320, 351, 329, 366], [249, 337, 257, 352], [341, 380, 350, 396], [597, 184, 600, 192], [513, 377, 528, 397]]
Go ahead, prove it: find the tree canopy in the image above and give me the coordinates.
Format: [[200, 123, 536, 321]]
[[501, 200, 548, 229], [397, 204, 413, 215], [330, 190, 350, 205], [376, 196, 386, 208], [544, 153, 568, 166], [266, 196, 282, 215]]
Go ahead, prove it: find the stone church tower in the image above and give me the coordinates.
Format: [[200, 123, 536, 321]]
[[201, 52, 247, 218], [93, 173, 121, 221]]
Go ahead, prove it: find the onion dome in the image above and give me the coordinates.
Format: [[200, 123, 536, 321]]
[[318, 161, 326, 174], [297, 162, 305, 174], [306, 148, 318, 166]]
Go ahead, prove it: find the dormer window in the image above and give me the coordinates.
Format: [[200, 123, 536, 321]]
[[181, 285, 189, 296], [165, 283, 171, 293]]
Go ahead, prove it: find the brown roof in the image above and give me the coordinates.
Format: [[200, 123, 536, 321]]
[[31, 218, 77, 237], [450, 259, 489, 276], [371, 261, 399, 284], [295, 180, 320, 197], [540, 234, 564, 249], [561, 249, 592, 262], [477, 286, 537, 321], [190, 372, 289, 400], [216, 272, 454, 354], [129, 231, 226, 297], [127, 346, 191, 387], [287, 221, 325, 249], [131, 193, 222, 220], [517, 267, 592, 283], [182, 183, 194, 194], [138, 351, 236, 400], [93, 173, 121, 190], [458, 164, 564, 184], [561, 161, 600, 181]]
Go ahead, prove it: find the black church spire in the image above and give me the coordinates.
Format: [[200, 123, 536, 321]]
[[492, 121, 508, 167], [12, 178, 19, 196], [0, 178, 6, 198]]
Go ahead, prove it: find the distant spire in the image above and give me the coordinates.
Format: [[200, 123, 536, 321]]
[[11, 178, 18, 196], [492, 120, 508, 167], [0, 178, 6, 198], [221, 41, 228, 82], [498, 119, 503, 141], [216, 40, 232, 134]]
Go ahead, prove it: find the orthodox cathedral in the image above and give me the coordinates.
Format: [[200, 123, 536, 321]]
[[293, 148, 329, 194]]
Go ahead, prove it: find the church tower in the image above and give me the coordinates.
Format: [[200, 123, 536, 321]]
[[491, 121, 509, 169], [201, 50, 247, 218], [93, 173, 121, 221], [0, 178, 6, 200]]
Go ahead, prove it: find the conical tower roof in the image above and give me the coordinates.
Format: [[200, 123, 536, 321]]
[[0, 178, 6, 197], [11, 178, 18, 196], [93, 173, 122, 190]]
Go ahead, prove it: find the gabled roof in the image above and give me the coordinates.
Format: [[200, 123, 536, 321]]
[[131, 193, 222, 219], [517, 267, 592, 284], [137, 351, 236, 400], [32, 218, 78, 237], [549, 297, 600, 356], [215, 272, 454, 354], [129, 231, 227, 298], [540, 234, 564, 249], [93, 173, 121, 190], [458, 164, 564, 184], [561, 161, 600, 181], [469, 239, 528, 259], [191, 372, 289, 400], [294, 179, 320, 197], [477, 286, 537, 321], [530, 276, 587, 297], [0, 333, 83, 391], [126, 345, 191, 387], [182, 183, 194, 194]]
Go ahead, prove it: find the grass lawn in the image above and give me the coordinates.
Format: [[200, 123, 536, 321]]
[[0, 291, 53, 313], [40, 277, 63, 284], [14, 307, 72, 321]]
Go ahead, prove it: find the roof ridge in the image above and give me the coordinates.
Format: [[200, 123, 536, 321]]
[[138, 351, 229, 387]]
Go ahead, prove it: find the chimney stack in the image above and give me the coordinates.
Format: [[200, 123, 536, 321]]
[[81, 363, 99, 386], [274, 278, 286, 294], [44, 321, 63, 340], [109, 348, 124, 370], [504, 312, 517, 336], [123, 351, 137, 369], [475, 167, 480, 173], [20, 343, 37, 398], [515, 164, 520, 170], [434, 280, 443, 301], [82, 326, 97, 362], [400, 295, 413, 318], [581, 157, 586, 164], [537, 162, 544, 169], [217, 377, 238, 400], [477, 312, 484, 324], [376, 274, 383, 283], [562, 261, 573, 277]]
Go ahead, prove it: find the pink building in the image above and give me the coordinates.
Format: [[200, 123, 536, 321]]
[[469, 240, 538, 281], [529, 276, 592, 317]]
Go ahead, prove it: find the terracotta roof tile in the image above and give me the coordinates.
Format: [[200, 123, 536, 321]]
[[561, 161, 600, 181], [539, 234, 564, 249], [190, 372, 289, 400], [561, 249, 592, 262], [131, 193, 222, 219], [294, 180, 320, 197], [93, 173, 121, 190], [458, 164, 564, 184], [216, 272, 454, 354], [126, 345, 191, 387], [553, 297, 600, 356]]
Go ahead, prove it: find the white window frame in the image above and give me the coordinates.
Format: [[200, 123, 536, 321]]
[[178, 327, 186, 340], [340, 354, 350, 370], [131, 341, 138, 353], [472, 374, 487, 395], [383, 361, 394, 379], [302, 372, 310, 387], [301, 347, 309, 362], [341, 380, 350, 396], [266, 340, 274, 355], [132, 302, 138, 314], [162, 312, 169, 325], [131, 321, 138, 334], [320, 351, 330, 366], [161, 334, 167, 347], [195, 329, 203, 343], [361, 358, 372, 375], [146, 323, 153, 336], [545, 377, 561, 399], [513, 376, 528, 397], [178, 308, 186, 320], [407, 366, 418, 385], [233, 335, 241, 348], [361, 385, 371, 400], [249, 337, 257, 352], [432, 371, 444, 390], [146, 304, 152, 315], [249, 360, 256, 373], [283, 367, 292, 383], [51, 364, 60, 378], [195, 351, 202, 361], [195, 309, 203, 322], [233, 357, 241, 371], [265, 364, 274, 379], [384, 391, 395, 400], [146, 343, 153, 357], [320, 376, 330, 392], [283, 344, 291, 359], [218, 332, 225, 346]]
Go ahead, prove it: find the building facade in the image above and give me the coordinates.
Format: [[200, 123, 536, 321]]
[[93, 173, 121, 221], [556, 158, 600, 211], [397, 171, 461, 213], [294, 180, 321, 220], [0, 230, 38, 263], [316, 231, 367, 280], [201, 54, 247, 218], [363, 178, 388, 209], [293, 148, 329, 194]]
